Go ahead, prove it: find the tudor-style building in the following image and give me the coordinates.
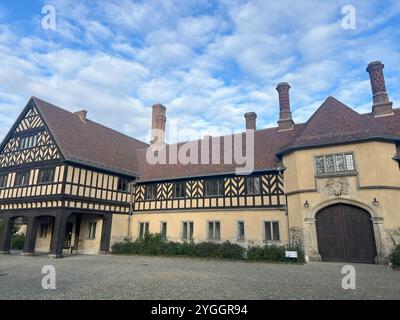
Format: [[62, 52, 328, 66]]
[[0, 61, 399, 263]]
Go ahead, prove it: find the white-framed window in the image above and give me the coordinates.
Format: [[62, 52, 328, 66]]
[[87, 222, 97, 239], [264, 221, 280, 241], [208, 221, 221, 240], [315, 153, 355, 175], [182, 221, 194, 241], [18, 134, 38, 150], [237, 221, 245, 241], [39, 223, 48, 238], [246, 176, 261, 195], [160, 222, 167, 239], [139, 222, 149, 238]]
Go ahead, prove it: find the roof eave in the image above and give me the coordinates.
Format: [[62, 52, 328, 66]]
[[276, 135, 400, 157], [136, 167, 285, 183]]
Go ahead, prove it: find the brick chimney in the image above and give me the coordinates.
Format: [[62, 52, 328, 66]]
[[74, 110, 88, 122], [244, 112, 257, 130], [150, 103, 166, 145], [276, 82, 294, 131], [366, 61, 393, 117]]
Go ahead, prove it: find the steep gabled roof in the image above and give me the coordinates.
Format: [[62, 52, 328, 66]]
[[277, 97, 399, 155], [32, 97, 148, 176], [3, 95, 398, 182]]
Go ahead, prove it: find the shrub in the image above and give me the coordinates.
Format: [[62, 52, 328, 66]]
[[389, 245, 400, 267], [220, 241, 246, 259], [111, 233, 301, 263], [247, 244, 305, 263], [11, 234, 25, 250]]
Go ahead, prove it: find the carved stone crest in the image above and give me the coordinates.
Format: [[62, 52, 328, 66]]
[[325, 177, 350, 196]]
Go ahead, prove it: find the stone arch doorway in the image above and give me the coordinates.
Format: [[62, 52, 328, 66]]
[[316, 204, 377, 263]]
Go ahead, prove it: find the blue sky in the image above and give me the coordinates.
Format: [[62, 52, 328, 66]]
[[0, 0, 399, 143]]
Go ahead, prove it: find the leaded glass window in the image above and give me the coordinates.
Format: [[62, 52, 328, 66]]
[[325, 155, 335, 173], [335, 154, 345, 172], [315, 153, 356, 175]]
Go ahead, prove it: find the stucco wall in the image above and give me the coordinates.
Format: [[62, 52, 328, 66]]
[[111, 209, 287, 247], [282, 140, 400, 262]]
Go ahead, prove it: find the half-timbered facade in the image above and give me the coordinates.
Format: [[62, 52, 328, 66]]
[[1, 60, 400, 263]]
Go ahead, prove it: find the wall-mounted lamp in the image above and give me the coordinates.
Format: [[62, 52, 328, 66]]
[[373, 198, 379, 207], [304, 200, 310, 208]]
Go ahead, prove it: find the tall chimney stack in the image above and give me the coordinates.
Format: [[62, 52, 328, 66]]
[[244, 112, 257, 130], [276, 82, 294, 131], [150, 103, 166, 145], [366, 61, 393, 117]]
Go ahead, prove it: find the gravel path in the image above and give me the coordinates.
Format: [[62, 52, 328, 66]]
[[0, 253, 399, 300]]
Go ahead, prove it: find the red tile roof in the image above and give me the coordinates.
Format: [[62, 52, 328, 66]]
[[26, 96, 399, 181], [33, 97, 148, 176]]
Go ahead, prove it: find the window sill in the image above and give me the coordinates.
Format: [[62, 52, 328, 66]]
[[315, 171, 358, 178]]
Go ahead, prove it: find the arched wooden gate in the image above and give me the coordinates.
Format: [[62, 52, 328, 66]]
[[316, 204, 377, 263]]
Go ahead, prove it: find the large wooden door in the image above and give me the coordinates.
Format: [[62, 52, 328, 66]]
[[316, 204, 377, 263]]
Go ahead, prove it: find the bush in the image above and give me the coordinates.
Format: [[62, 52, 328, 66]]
[[112, 234, 246, 260], [389, 245, 400, 267], [112, 233, 304, 262], [11, 234, 25, 250], [247, 244, 305, 263]]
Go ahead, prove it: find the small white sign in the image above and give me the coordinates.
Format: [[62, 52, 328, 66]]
[[285, 250, 298, 258]]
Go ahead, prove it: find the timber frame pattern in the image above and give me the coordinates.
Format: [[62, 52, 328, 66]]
[[134, 173, 285, 212], [0, 98, 285, 257], [0, 100, 129, 256]]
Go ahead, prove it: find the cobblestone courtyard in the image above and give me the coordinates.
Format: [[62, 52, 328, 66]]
[[0, 253, 399, 300]]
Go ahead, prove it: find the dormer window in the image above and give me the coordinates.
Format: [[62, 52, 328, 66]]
[[315, 153, 355, 175], [18, 134, 38, 150]]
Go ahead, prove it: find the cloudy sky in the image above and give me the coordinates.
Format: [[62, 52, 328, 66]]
[[0, 0, 399, 144]]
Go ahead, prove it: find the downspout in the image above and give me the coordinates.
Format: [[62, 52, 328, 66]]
[[285, 193, 291, 247], [280, 167, 291, 247], [127, 180, 137, 242]]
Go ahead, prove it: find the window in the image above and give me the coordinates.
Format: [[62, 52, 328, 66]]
[[237, 221, 245, 241], [38, 168, 55, 184], [14, 171, 30, 187], [161, 222, 167, 239], [174, 182, 186, 198], [18, 134, 38, 150], [39, 223, 48, 238], [264, 221, 280, 241], [87, 222, 97, 239], [118, 178, 130, 192], [0, 174, 7, 189], [145, 185, 156, 200], [139, 222, 149, 238], [246, 177, 261, 195], [208, 221, 221, 240], [205, 179, 224, 197], [182, 222, 194, 241], [315, 153, 355, 175]]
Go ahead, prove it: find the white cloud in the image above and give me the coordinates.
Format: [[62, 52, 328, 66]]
[[0, 0, 399, 145]]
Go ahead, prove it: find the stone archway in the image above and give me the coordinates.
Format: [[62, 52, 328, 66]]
[[304, 198, 387, 264]]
